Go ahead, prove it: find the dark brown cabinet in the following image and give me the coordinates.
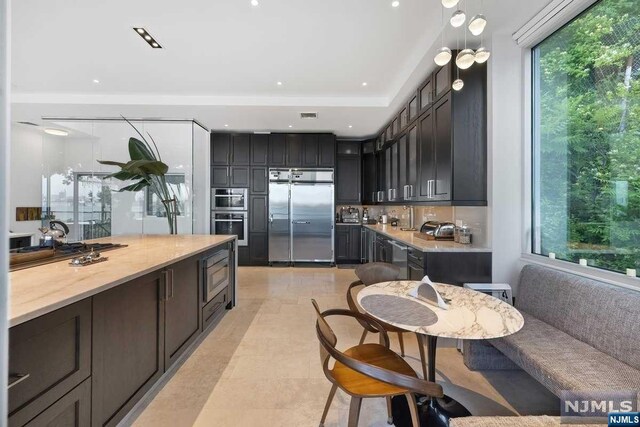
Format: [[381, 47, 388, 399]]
[[419, 77, 434, 111], [418, 109, 434, 200], [92, 270, 165, 427], [432, 93, 453, 200], [230, 166, 250, 188], [318, 134, 336, 167], [268, 134, 287, 166], [164, 256, 200, 370], [336, 155, 361, 204], [250, 167, 268, 195], [211, 133, 231, 166], [23, 378, 91, 427], [211, 166, 229, 187], [230, 134, 251, 165], [249, 232, 268, 266], [286, 134, 303, 167], [9, 300, 91, 427], [251, 134, 269, 165], [362, 141, 377, 204], [302, 134, 319, 167], [250, 195, 268, 233], [335, 226, 361, 263], [434, 61, 452, 101]]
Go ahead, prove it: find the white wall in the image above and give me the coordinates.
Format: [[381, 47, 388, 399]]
[[1, 0, 10, 417], [487, 32, 526, 293], [9, 124, 42, 237]]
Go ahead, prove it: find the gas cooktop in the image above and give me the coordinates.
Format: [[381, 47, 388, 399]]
[[10, 242, 127, 271]]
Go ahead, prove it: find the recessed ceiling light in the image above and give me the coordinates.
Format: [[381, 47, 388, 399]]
[[391, 1, 400, 7], [288, 125, 293, 128], [93, 79, 100, 84], [348, 125, 353, 128], [133, 27, 162, 49], [277, 81, 283, 86], [362, 82, 368, 86], [224, 124, 229, 127], [44, 128, 69, 136], [251, 0, 259, 5]]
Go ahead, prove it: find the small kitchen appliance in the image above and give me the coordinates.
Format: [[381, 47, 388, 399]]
[[341, 207, 360, 223], [417, 221, 455, 241]]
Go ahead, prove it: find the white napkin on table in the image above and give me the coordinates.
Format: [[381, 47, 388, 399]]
[[408, 275, 449, 310]]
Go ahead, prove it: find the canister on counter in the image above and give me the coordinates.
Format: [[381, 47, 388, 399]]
[[459, 226, 472, 244]]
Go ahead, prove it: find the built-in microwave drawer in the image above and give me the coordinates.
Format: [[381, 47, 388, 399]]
[[407, 248, 424, 266], [9, 299, 91, 426]]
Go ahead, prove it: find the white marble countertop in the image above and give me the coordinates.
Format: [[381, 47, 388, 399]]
[[9, 234, 236, 327], [358, 280, 524, 340], [363, 224, 491, 252]]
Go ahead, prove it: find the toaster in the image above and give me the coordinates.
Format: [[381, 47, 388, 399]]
[[419, 221, 455, 240]]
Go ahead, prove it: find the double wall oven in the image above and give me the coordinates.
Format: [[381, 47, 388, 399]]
[[211, 188, 248, 246]]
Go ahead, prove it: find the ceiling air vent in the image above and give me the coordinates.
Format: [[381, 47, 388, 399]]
[[300, 112, 318, 119], [17, 121, 38, 127]]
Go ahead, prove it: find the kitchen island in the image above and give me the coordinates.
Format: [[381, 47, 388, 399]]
[[9, 234, 237, 427]]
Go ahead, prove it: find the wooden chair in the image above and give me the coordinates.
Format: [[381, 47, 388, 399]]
[[346, 263, 428, 376], [312, 299, 443, 427]]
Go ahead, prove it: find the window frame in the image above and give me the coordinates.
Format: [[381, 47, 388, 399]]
[[520, 0, 640, 289]]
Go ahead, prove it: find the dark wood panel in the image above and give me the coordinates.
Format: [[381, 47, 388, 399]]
[[203, 285, 228, 331], [348, 226, 361, 261], [230, 166, 250, 188], [237, 246, 250, 266], [92, 270, 164, 427], [336, 141, 360, 156], [335, 155, 361, 204], [433, 93, 452, 200], [268, 134, 287, 166], [250, 167, 268, 195], [408, 262, 423, 281], [286, 134, 303, 167], [302, 134, 319, 167], [362, 150, 377, 205], [335, 227, 350, 262], [164, 256, 200, 370], [230, 134, 251, 165], [318, 134, 336, 167], [8, 300, 91, 426], [249, 232, 269, 266], [211, 166, 229, 187], [211, 133, 230, 165], [418, 109, 434, 200], [434, 62, 452, 101], [250, 134, 269, 165], [424, 252, 492, 286], [250, 195, 268, 233], [22, 378, 91, 427]]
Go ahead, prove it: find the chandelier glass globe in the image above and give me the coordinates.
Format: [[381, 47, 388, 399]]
[[450, 10, 466, 28], [441, 0, 459, 8], [468, 14, 487, 36], [434, 47, 452, 66], [455, 48, 475, 69], [452, 79, 464, 91], [475, 47, 491, 63]]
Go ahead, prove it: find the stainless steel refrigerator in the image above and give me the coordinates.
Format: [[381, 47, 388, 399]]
[[268, 169, 335, 264]]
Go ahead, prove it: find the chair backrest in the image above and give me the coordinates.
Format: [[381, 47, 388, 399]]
[[311, 299, 444, 398], [355, 262, 401, 286], [311, 299, 337, 375]]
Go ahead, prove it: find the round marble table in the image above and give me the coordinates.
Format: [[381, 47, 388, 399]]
[[357, 280, 524, 427]]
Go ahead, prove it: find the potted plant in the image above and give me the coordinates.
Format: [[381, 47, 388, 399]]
[[98, 118, 179, 234]]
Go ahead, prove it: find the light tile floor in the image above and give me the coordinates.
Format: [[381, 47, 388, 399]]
[[131, 267, 559, 427]]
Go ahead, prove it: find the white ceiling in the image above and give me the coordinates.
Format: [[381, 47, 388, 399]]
[[11, 0, 549, 137]]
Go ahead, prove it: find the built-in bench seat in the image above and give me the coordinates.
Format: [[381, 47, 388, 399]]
[[450, 415, 603, 426], [464, 264, 640, 396]]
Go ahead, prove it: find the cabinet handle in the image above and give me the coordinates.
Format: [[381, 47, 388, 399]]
[[8, 373, 30, 389], [410, 185, 414, 198], [169, 268, 174, 299]]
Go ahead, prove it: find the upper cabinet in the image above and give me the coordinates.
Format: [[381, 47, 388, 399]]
[[286, 134, 303, 167], [335, 142, 362, 204], [318, 134, 336, 167], [230, 134, 251, 165], [211, 133, 231, 165], [302, 134, 319, 167], [250, 134, 269, 165], [269, 134, 287, 166], [369, 56, 486, 206], [211, 133, 250, 165]]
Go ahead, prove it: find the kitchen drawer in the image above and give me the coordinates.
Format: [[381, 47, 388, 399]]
[[203, 288, 228, 330], [407, 248, 424, 266], [18, 378, 91, 427], [8, 300, 91, 425]]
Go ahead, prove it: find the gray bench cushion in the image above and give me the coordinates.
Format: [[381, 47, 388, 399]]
[[517, 265, 640, 370], [491, 313, 640, 396], [450, 416, 603, 426]]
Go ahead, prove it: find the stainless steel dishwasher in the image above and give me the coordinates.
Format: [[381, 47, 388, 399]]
[[388, 239, 408, 279]]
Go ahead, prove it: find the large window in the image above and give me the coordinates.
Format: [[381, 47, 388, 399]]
[[532, 0, 640, 275]]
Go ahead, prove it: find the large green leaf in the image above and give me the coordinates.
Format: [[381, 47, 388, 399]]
[[97, 160, 128, 168], [124, 159, 169, 176], [104, 170, 144, 181], [128, 137, 156, 161], [117, 180, 150, 192]]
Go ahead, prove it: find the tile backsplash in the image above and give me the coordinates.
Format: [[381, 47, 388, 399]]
[[336, 204, 490, 247]]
